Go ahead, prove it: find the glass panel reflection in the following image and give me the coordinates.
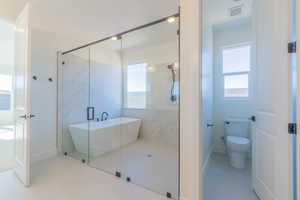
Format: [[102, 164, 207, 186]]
[[88, 38, 123, 176], [120, 18, 179, 199], [61, 48, 90, 163]]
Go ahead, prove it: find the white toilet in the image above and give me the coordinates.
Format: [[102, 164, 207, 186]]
[[224, 119, 251, 169]]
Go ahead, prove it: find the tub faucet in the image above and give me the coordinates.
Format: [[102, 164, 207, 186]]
[[101, 112, 109, 121]]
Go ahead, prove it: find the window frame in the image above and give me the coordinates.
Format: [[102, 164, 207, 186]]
[[123, 62, 148, 109], [221, 42, 252, 100]]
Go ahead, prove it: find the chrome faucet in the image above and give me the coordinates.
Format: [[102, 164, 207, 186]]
[[101, 112, 109, 121]]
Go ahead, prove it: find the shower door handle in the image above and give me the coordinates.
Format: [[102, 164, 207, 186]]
[[87, 107, 95, 121]]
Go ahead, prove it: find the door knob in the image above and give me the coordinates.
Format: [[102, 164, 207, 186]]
[[207, 123, 214, 127]]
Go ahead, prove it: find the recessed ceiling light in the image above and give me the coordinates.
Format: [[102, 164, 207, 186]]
[[111, 36, 121, 40], [167, 16, 176, 23]]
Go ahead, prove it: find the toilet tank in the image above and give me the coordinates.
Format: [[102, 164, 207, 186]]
[[224, 119, 250, 138]]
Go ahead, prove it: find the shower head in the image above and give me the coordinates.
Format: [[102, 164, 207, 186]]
[[167, 63, 178, 103], [167, 62, 179, 71], [167, 63, 177, 77], [167, 63, 176, 70]]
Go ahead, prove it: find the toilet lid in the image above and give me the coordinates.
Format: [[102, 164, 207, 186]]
[[227, 136, 250, 145]]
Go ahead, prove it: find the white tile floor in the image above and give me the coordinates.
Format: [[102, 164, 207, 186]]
[[89, 139, 179, 199], [204, 153, 260, 200], [0, 156, 172, 200], [0, 142, 259, 200]]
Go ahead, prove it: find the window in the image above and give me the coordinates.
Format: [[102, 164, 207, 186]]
[[222, 45, 251, 98], [125, 63, 147, 109], [0, 74, 12, 110]]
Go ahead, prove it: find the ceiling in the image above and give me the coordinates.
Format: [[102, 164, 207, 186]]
[[0, 0, 179, 50], [31, 0, 179, 50], [206, 0, 252, 26], [0, 0, 28, 23], [118, 19, 178, 51], [0, 0, 251, 52], [0, 0, 251, 28]]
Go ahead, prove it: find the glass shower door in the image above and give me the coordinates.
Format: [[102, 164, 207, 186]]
[[60, 15, 180, 200], [120, 18, 180, 199], [88, 38, 123, 176], [61, 48, 91, 163]]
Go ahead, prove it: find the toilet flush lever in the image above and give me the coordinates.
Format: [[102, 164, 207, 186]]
[[207, 123, 214, 127], [249, 116, 256, 122]]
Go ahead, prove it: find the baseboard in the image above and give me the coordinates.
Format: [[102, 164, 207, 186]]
[[213, 145, 227, 155], [31, 148, 58, 164], [202, 147, 213, 175]]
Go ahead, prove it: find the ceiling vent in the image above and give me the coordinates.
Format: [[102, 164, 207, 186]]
[[229, 5, 243, 17]]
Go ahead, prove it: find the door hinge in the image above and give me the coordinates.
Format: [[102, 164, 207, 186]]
[[288, 123, 297, 135], [288, 42, 296, 53]]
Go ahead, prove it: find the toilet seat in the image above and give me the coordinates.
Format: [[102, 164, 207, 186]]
[[227, 136, 250, 145], [226, 136, 250, 152]]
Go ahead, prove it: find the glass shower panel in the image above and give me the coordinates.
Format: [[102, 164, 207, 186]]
[[88, 38, 123, 176], [61, 48, 90, 163], [120, 19, 180, 199]]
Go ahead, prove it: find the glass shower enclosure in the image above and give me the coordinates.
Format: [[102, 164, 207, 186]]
[[59, 15, 180, 199]]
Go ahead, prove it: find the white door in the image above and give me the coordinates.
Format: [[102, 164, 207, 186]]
[[14, 3, 31, 186], [253, 0, 292, 199]]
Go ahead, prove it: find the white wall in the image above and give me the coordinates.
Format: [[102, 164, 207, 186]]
[[212, 20, 253, 153], [0, 19, 14, 171], [29, 27, 60, 163], [0, 19, 15, 126], [28, 16, 99, 163]]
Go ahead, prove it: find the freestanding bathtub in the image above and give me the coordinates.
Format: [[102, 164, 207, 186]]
[[69, 117, 141, 157]]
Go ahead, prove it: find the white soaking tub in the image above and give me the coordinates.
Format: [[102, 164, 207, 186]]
[[68, 117, 141, 157]]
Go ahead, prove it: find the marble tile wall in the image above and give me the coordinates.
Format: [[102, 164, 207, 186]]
[[121, 42, 179, 147]]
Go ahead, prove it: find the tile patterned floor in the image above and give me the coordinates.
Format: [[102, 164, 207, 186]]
[[0, 156, 171, 200], [204, 153, 260, 200], [89, 139, 179, 199]]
